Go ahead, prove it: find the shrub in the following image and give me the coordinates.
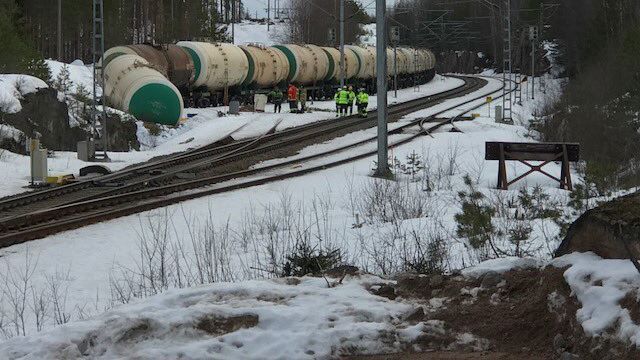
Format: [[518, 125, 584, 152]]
[[455, 175, 495, 250]]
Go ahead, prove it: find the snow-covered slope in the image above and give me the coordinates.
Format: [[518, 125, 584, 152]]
[[0, 275, 420, 359], [46, 59, 96, 94], [0, 75, 48, 113]]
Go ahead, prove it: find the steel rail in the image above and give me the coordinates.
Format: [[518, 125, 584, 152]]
[[0, 76, 502, 247]]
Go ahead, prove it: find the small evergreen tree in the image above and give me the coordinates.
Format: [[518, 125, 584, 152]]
[[21, 58, 52, 84], [53, 65, 72, 95], [455, 175, 496, 250]]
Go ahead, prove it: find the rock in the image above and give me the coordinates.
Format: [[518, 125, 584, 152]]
[[195, 314, 259, 336], [404, 307, 425, 322], [560, 352, 579, 360], [555, 192, 640, 259], [1, 88, 139, 152], [480, 271, 503, 288], [553, 333, 568, 351], [325, 265, 359, 278], [429, 274, 445, 288], [373, 284, 396, 300]]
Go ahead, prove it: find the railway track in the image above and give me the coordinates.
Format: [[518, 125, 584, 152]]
[[0, 77, 475, 216], [0, 76, 496, 247]]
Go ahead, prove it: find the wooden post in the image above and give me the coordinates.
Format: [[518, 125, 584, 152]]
[[561, 144, 573, 191], [498, 143, 507, 190]]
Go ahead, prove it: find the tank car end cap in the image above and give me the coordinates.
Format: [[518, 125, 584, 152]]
[[129, 83, 182, 126]]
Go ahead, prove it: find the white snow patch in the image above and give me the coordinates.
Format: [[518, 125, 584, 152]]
[[0, 276, 421, 359], [461, 257, 542, 278], [552, 252, 640, 345], [46, 59, 97, 95], [0, 75, 48, 113]]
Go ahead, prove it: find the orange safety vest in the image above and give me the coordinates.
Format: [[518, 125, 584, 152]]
[[288, 86, 298, 101]]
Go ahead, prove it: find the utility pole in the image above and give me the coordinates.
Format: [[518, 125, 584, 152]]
[[92, 0, 108, 160], [391, 26, 399, 98], [267, 0, 270, 31], [231, 0, 235, 43], [374, 0, 391, 178], [339, 0, 345, 87], [501, 0, 513, 123], [57, 0, 62, 61], [529, 25, 538, 100]]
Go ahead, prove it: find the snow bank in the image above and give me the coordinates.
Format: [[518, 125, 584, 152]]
[[0, 276, 418, 359], [46, 59, 96, 94], [553, 252, 640, 345], [0, 75, 48, 113], [461, 257, 543, 278]]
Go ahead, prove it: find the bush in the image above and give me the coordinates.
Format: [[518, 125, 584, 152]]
[[455, 175, 496, 250], [282, 243, 341, 277]]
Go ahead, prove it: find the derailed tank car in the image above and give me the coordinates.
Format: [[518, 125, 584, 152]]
[[100, 41, 437, 125]]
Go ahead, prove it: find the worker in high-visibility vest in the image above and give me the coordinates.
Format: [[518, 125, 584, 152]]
[[356, 88, 369, 117], [334, 88, 341, 117], [337, 86, 350, 117], [347, 86, 356, 115]]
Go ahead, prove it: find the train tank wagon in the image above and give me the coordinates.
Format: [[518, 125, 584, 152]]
[[239, 44, 290, 88], [272, 44, 327, 86], [177, 41, 249, 106], [100, 44, 194, 88], [103, 54, 184, 126]]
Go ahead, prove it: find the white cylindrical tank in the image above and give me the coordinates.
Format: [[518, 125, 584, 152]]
[[365, 45, 396, 77], [346, 45, 375, 79], [321, 47, 340, 81], [177, 41, 249, 90], [272, 44, 322, 85], [303, 44, 330, 83], [103, 54, 183, 126], [343, 48, 360, 80], [398, 47, 416, 74], [239, 44, 289, 87]]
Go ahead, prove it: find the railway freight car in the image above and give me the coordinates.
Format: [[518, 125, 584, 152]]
[[101, 42, 436, 125]]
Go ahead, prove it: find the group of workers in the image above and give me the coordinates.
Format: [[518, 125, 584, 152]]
[[266, 84, 369, 117], [334, 85, 368, 118], [267, 84, 307, 114]]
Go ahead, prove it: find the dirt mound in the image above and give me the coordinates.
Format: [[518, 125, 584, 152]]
[[349, 266, 640, 359]]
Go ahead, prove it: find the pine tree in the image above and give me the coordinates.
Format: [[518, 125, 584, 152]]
[[21, 58, 52, 84], [53, 65, 72, 95]]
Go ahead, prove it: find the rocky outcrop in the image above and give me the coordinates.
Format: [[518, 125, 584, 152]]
[[1, 88, 139, 152], [555, 192, 640, 259]]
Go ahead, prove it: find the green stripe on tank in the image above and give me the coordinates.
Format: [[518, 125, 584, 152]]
[[129, 83, 182, 126], [322, 48, 335, 82], [349, 48, 361, 79], [240, 47, 255, 86], [273, 45, 297, 81], [103, 52, 126, 69], [181, 47, 201, 82]]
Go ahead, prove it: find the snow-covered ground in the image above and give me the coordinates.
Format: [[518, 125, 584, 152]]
[[3, 251, 638, 358], [0, 74, 577, 340], [230, 20, 288, 45], [0, 275, 420, 359], [0, 74, 462, 198]]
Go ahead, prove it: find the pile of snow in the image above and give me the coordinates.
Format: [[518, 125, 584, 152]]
[[0, 75, 48, 113], [461, 257, 542, 278], [0, 275, 419, 359], [46, 59, 96, 94], [553, 252, 640, 345], [359, 23, 376, 46]]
